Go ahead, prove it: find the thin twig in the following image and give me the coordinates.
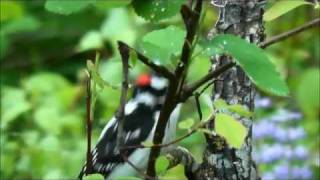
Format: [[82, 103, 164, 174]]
[[85, 77, 93, 174], [120, 153, 156, 180], [259, 18, 320, 48], [116, 42, 130, 150], [180, 62, 235, 102], [117, 41, 174, 80], [198, 80, 215, 96], [123, 115, 214, 150]]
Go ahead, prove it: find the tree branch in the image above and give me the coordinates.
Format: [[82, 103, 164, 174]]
[[180, 62, 235, 102], [146, 1, 203, 178], [116, 42, 130, 150], [85, 77, 93, 174], [166, 147, 199, 180], [117, 41, 174, 80], [259, 18, 320, 48]]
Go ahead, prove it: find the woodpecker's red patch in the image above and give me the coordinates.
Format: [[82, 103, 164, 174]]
[[136, 74, 151, 87]]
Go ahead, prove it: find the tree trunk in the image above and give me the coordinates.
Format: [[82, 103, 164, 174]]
[[195, 1, 266, 179]]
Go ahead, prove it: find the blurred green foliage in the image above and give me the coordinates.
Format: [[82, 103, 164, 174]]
[[0, 0, 319, 179]]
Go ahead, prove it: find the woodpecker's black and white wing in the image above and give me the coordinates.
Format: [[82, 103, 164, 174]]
[[78, 100, 158, 179]]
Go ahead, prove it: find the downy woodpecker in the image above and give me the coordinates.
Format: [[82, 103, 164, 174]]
[[78, 73, 180, 179]]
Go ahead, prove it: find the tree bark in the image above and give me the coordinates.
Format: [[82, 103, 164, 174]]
[[193, 0, 266, 179]]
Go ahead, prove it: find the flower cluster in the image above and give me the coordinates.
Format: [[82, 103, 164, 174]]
[[253, 97, 313, 180]]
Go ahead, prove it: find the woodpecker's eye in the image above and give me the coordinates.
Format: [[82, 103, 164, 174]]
[[135, 74, 151, 87]]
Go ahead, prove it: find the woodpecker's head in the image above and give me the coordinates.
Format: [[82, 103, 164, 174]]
[[132, 73, 168, 108]]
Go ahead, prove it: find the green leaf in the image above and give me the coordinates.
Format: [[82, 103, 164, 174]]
[[0, 16, 40, 35], [211, 35, 289, 96], [34, 107, 61, 135], [140, 42, 171, 65], [141, 141, 153, 147], [132, 0, 185, 22], [178, 118, 195, 130], [83, 174, 104, 180], [213, 98, 228, 110], [155, 155, 169, 175], [87, 60, 118, 90], [99, 58, 122, 87], [0, 34, 9, 58], [45, 0, 95, 15], [141, 26, 185, 64], [76, 31, 104, 52], [296, 68, 320, 119], [1, 87, 31, 129], [129, 49, 138, 67], [0, 1, 24, 21], [94, 0, 132, 10], [228, 104, 253, 118], [142, 26, 185, 56], [115, 176, 141, 180], [215, 113, 247, 149], [264, 0, 313, 21], [101, 9, 136, 47]]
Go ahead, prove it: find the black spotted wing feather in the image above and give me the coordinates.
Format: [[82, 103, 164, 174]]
[[90, 103, 156, 177]]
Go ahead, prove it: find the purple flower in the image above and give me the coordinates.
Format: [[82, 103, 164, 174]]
[[287, 111, 302, 121], [288, 127, 305, 141], [273, 164, 290, 179], [259, 144, 284, 163], [269, 109, 302, 123], [293, 145, 308, 160], [253, 120, 276, 139], [262, 172, 276, 180], [255, 97, 272, 108], [283, 146, 293, 160], [292, 166, 313, 179], [272, 127, 287, 142]]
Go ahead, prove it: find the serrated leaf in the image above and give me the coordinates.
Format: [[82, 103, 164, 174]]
[[141, 141, 153, 147], [45, 0, 95, 15], [228, 104, 253, 118], [215, 113, 247, 149], [132, 0, 185, 22], [141, 26, 185, 65], [213, 98, 228, 110], [211, 35, 289, 96], [264, 1, 312, 21], [156, 155, 169, 175], [178, 118, 195, 129]]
